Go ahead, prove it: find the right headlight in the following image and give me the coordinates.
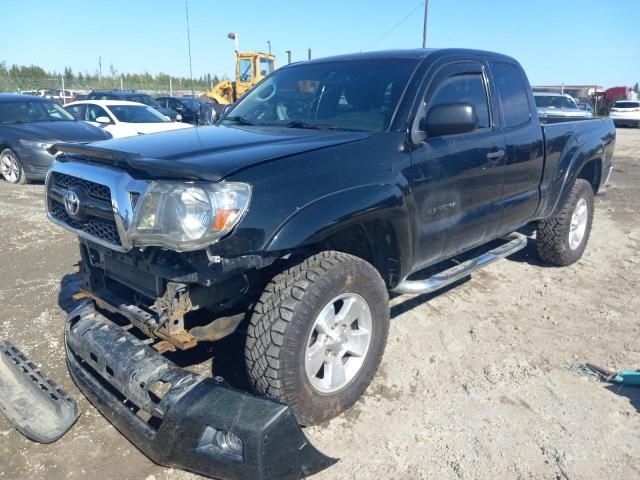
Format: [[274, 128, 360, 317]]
[[130, 181, 251, 251]]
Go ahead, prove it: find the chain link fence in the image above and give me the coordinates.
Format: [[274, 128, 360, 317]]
[[0, 75, 209, 103]]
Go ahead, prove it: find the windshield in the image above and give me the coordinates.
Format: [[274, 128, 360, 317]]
[[180, 98, 200, 110], [108, 105, 169, 123], [129, 95, 161, 108], [534, 95, 578, 109], [0, 99, 74, 124], [224, 59, 419, 132]]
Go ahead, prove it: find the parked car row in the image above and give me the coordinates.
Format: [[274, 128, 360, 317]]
[[16, 89, 217, 126]]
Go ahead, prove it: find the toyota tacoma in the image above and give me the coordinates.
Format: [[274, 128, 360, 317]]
[[43, 49, 615, 479]]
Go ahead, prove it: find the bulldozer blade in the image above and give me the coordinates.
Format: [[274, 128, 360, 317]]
[[0, 340, 80, 443]]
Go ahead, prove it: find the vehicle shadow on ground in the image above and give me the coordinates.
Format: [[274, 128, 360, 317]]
[[604, 384, 640, 413]]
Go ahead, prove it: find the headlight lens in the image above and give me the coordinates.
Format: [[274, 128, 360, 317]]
[[130, 181, 251, 251], [20, 139, 55, 150]]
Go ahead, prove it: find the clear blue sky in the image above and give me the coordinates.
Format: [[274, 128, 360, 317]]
[[2, 0, 638, 87]]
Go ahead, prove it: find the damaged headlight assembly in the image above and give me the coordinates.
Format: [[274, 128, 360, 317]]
[[130, 181, 251, 251]]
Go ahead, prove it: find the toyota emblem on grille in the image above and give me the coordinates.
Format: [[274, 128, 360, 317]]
[[64, 189, 81, 217]]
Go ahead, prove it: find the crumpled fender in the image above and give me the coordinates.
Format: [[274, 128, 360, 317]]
[[265, 183, 410, 255]]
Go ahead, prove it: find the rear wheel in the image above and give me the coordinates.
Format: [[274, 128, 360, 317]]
[[245, 251, 389, 426], [0, 148, 27, 185], [537, 179, 594, 266]]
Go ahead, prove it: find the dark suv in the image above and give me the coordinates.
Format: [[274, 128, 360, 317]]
[[86, 90, 181, 121]]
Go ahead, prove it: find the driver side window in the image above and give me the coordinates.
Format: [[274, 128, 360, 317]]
[[430, 73, 490, 129]]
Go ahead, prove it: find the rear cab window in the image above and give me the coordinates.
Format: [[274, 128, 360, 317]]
[[490, 62, 532, 128]]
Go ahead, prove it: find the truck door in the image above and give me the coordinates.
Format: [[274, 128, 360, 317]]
[[409, 61, 506, 270], [488, 61, 544, 232]]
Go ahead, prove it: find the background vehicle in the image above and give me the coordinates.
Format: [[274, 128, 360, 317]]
[[577, 102, 594, 115], [204, 51, 275, 109], [534, 92, 592, 122], [0, 93, 110, 184], [86, 90, 181, 121], [155, 96, 215, 125], [45, 49, 614, 479], [64, 100, 193, 138], [609, 100, 640, 127]]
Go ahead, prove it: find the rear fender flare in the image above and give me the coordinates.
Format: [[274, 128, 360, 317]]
[[550, 138, 604, 216]]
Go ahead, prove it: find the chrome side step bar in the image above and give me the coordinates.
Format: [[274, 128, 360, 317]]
[[392, 232, 528, 295]]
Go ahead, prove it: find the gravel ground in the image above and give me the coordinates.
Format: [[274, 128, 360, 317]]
[[1, 128, 639, 480]]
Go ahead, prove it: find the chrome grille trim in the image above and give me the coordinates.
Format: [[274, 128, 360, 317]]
[[46, 160, 150, 252]]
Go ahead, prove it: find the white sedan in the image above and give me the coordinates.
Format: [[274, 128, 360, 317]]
[[64, 100, 193, 138]]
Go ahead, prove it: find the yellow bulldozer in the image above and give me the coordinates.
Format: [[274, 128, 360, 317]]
[[205, 51, 275, 106]]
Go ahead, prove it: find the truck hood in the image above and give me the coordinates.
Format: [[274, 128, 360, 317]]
[[53, 125, 372, 181]]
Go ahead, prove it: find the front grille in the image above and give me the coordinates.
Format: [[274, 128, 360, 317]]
[[53, 172, 111, 202], [48, 173, 122, 247]]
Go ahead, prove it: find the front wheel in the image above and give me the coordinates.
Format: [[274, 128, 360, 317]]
[[537, 178, 594, 266], [0, 148, 27, 185], [245, 251, 390, 426]]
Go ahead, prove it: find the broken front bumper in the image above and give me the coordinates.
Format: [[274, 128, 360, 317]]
[[64, 302, 335, 480]]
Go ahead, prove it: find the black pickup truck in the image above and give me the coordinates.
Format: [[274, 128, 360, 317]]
[[43, 49, 615, 479]]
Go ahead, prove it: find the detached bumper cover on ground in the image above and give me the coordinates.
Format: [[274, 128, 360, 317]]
[[65, 302, 336, 480]]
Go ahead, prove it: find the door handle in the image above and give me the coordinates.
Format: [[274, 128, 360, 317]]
[[486, 149, 505, 161]]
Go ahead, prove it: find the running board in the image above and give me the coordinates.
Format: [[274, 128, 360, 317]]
[[392, 232, 528, 295]]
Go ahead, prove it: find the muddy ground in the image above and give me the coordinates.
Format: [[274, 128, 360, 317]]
[[0, 128, 639, 480]]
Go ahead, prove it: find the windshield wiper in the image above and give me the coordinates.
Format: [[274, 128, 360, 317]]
[[284, 120, 337, 130], [223, 115, 254, 125]]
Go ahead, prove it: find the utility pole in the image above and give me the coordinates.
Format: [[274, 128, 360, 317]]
[[422, 0, 429, 48], [185, 0, 194, 96], [285, 50, 292, 64], [267, 40, 272, 55], [308, 48, 312, 60], [98, 56, 102, 81]]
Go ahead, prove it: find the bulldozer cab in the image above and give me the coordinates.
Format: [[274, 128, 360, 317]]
[[235, 52, 275, 98]]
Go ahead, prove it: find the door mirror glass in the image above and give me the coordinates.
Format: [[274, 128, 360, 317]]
[[95, 116, 111, 124], [425, 102, 478, 137]]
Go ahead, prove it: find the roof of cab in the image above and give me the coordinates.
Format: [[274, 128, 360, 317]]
[[297, 48, 517, 65]]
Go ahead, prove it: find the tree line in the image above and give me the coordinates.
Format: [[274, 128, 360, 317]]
[[0, 61, 222, 91]]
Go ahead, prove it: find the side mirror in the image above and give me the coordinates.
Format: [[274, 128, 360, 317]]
[[95, 116, 111, 124], [424, 102, 479, 138]]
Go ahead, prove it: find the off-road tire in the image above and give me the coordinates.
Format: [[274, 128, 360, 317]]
[[245, 251, 389, 426], [537, 179, 594, 266]]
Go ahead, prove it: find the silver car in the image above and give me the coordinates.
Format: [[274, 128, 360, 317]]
[[534, 92, 593, 122]]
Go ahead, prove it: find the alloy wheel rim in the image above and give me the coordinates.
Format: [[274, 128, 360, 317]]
[[0, 152, 19, 183], [305, 293, 373, 394], [569, 197, 588, 250]]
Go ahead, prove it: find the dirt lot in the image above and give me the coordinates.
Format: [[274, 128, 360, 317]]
[[1, 128, 639, 480]]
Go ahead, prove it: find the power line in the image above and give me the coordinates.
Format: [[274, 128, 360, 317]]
[[364, 1, 424, 51]]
